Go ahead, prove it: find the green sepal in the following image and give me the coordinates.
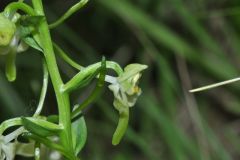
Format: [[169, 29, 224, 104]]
[[21, 117, 63, 137], [72, 114, 87, 155]]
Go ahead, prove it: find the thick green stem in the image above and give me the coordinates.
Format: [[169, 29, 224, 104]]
[[31, 0, 75, 159]]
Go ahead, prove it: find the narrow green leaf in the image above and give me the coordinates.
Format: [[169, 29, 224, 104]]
[[21, 117, 63, 137]]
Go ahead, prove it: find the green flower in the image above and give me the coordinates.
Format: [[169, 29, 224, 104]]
[[0, 13, 16, 47], [108, 64, 148, 113], [108, 63, 147, 145], [0, 13, 16, 55], [0, 12, 28, 82]]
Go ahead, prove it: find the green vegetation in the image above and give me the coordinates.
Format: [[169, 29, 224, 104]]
[[1, 0, 240, 159], [0, 0, 146, 159]]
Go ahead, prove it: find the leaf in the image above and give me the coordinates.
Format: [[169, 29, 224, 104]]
[[18, 25, 43, 52], [22, 37, 43, 52], [71, 114, 87, 155], [21, 117, 63, 137]]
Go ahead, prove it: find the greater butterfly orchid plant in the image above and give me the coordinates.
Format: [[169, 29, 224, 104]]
[[0, 0, 147, 159]]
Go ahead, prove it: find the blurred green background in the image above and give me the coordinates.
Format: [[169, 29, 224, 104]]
[[2, 0, 240, 159]]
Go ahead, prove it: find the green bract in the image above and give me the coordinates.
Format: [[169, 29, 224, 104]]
[[0, 13, 16, 47]]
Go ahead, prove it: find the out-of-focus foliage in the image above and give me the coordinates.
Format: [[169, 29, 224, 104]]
[[1, 0, 240, 159]]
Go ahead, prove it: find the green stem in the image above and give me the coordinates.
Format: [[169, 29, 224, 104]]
[[32, 0, 75, 159], [4, 2, 35, 16], [33, 59, 49, 116], [53, 42, 123, 74], [0, 117, 22, 135], [53, 42, 83, 70], [49, 0, 89, 29]]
